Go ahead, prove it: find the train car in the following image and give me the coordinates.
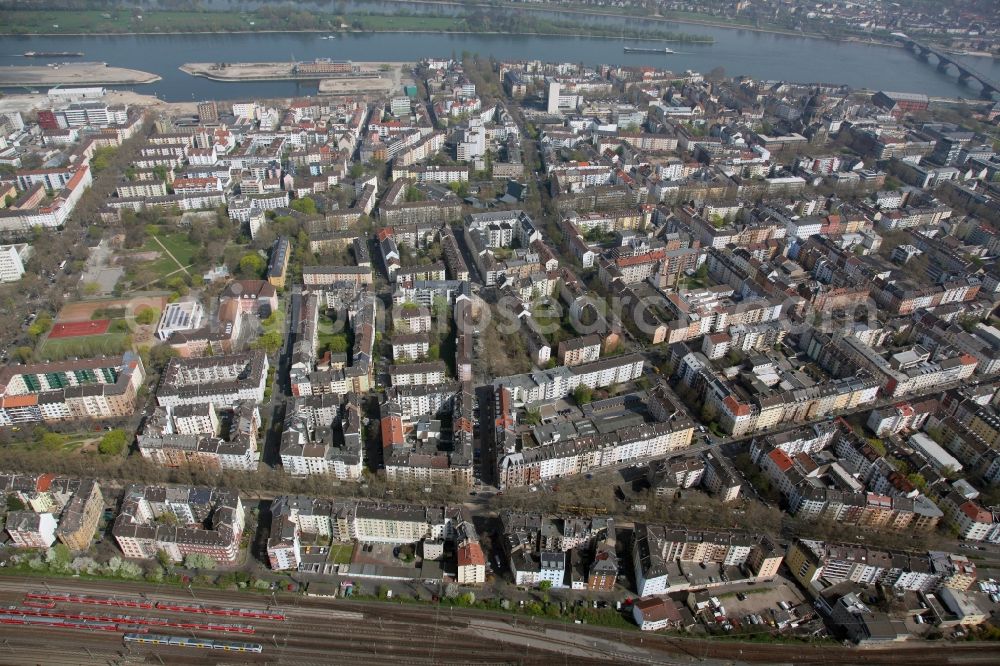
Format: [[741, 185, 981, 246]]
[[0, 612, 119, 632], [238, 608, 286, 621], [154, 601, 284, 621], [22, 600, 56, 609], [123, 633, 171, 646], [26, 592, 152, 610], [7, 606, 253, 634], [212, 639, 264, 653], [123, 634, 263, 653]]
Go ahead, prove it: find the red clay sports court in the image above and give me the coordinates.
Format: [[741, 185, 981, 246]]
[[48, 319, 111, 339]]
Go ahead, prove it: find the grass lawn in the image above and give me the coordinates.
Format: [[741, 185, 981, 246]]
[[38, 332, 130, 361], [6, 431, 99, 454], [316, 313, 351, 354], [152, 231, 198, 266], [138, 232, 199, 280], [328, 544, 353, 565], [262, 302, 285, 335]]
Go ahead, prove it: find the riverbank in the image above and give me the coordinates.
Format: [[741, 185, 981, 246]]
[[0, 63, 159, 87], [0, 8, 713, 43]]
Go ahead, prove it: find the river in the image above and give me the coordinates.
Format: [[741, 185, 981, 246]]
[[1, 25, 998, 102]]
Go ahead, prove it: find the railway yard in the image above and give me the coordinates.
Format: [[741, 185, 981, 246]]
[[0, 578, 996, 665]]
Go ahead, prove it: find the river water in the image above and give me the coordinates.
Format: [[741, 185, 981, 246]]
[[1, 23, 998, 101]]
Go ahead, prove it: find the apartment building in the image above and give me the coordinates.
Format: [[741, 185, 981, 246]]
[[632, 524, 783, 596], [751, 425, 943, 532], [785, 538, 977, 596], [941, 492, 996, 542], [0, 243, 32, 282], [496, 354, 645, 405], [388, 361, 448, 387], [0, 474, 103, 551], [557, 334, 602, 367], [457, 542, 487, 585], [137, 401, 260, 471], [835, 336, 977, 398], [156, 351, 268, 409], [267, 236, 291, 289], [280, 394, 363, 479], [46, 478, 102, 551], [302, 265, 373, 288], [112, 484, 245, 565], [266, 497, 462, 570], [501, 511, 615, 589], [0, 353, 145, 426], [0, 165, 92, 231], [5, 511, 58, 548]]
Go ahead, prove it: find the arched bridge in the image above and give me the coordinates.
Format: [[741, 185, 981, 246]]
[[901, 38, 999, 100]]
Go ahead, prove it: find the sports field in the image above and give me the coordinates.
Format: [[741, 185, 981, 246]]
[[48, 319, 111, 339]]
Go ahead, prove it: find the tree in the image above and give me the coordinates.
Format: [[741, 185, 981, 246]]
[[573, 384, 593, 405], [867, 438, 887, 456], [291, 197, 317, 215], [524, 408, 541, 426], [39, 432, 66, 450], [148, 344, 179, 374], [98, 429, 129, 456], [134, 307, 159, 325], [238, 253, 266, 278], [538, 580, 553, 591], [156, 549, 173, 570], [252, 330, 283, 355], [183, 553, 216, 570], [907, 472, 928, 492], [325, 334, 349, 353], [27, 314, 53, 339]]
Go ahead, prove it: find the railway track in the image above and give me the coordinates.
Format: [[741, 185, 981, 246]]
[[1, 581, 999, 665]]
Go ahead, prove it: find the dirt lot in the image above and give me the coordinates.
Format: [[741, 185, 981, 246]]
[[318, 76, 396, 95], [0, 63, 159, 86], [57, 295, 168, 322]]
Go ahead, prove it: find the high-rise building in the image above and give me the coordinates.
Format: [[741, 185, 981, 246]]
[[197, 100, 219, 123]]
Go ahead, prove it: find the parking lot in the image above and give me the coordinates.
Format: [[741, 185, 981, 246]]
[[714, 579, 805, 617]]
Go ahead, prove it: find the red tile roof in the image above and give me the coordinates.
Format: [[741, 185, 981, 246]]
[[458, 542, 485, 567]]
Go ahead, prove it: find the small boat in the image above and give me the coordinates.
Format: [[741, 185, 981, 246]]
[[624, 46, 676, 54], [23, 51, 84, 58]]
